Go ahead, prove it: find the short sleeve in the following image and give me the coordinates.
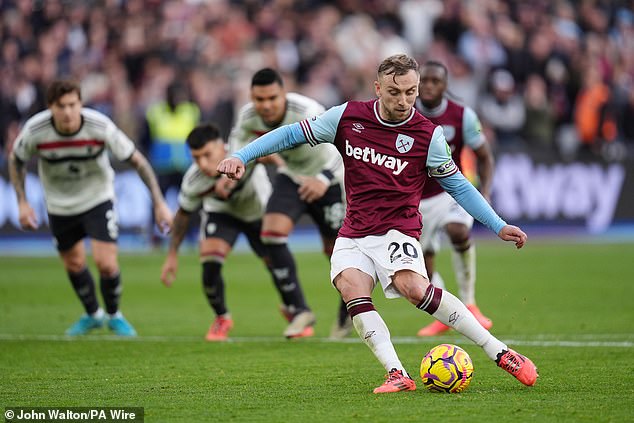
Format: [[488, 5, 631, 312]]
[[426, 125, 459, 178]]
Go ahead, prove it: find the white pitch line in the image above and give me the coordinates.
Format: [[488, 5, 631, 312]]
[[0, 333, 632, 347]]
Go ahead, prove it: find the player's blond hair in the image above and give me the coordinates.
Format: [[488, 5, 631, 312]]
[[377, 54, 419, 81]]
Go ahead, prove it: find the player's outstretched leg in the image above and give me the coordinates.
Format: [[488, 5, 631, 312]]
[[347, 297, 416, 393], [65, 268, 104, 336], [496, 349, 539, 386], [417, 284, 538, 386], [466, 304, 493, 330]]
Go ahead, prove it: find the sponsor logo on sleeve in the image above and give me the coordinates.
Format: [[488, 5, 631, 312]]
[[429, 160, 457, 178]]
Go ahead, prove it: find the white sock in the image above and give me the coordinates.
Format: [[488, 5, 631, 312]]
[[108, 310, 122, 319], [431, 290, 506, 361], [91, 308, 104, 319], [430, 271, 446, 290], [452, 244, 476, 304], [352, 310, 408, 376]]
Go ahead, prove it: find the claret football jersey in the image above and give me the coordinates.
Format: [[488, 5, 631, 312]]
[[299, 100, 455, 238]]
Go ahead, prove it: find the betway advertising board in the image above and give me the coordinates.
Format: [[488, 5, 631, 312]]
[[491, 153, 629, 233]]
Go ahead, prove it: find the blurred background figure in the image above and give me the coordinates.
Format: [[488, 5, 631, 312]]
[[478, 69, 526, 149], [141, 80, 200, 246], [522, 74, 555, 151], [573, 63, 618, 157], [142, 80, 200, 196]]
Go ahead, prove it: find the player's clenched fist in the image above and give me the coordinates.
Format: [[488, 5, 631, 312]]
[[217, 157, 246, 180], [497, 225, 527, 249]]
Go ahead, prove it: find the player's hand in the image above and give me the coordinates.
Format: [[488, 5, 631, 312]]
[[498, 225, 527, 249], [161, 253, 178, 287], [214, 175, 237, 200], [18, 201, 38, 230], [154, 201, 173, 234], [217, 157, 245, 180], [297, 176, 328, 203]]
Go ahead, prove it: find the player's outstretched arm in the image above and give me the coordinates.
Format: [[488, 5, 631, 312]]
[[161, 208, 192, 286], [8, 152, 38, 230], [437, 171, 528, 249], [219, 123, 308, 180], [128, 150, 173, 233], [498, 224, 527, 249]]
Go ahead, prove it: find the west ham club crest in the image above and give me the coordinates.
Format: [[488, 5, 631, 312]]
[[395, 134, 414, 153]]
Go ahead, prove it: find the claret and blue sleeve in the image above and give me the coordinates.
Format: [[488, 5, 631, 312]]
[[231, 103, 347, 165], [232, 124, 305, 165], [426, 126, 506, 234]]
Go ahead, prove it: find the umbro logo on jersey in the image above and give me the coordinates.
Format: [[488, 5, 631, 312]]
[[352, 123, 364, 133], [395, 134, 414, 153], [345, 139, 409, 175]]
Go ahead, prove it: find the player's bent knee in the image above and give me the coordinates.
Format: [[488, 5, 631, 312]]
[[60, 254, 86, 274], [96, 262, 119, 277], [64, 260, 86, 274], [93, 254, 119, 277], [392, 270, 429, 303]]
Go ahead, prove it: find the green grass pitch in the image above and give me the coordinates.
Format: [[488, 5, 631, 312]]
[[1, 241, 633, 422]]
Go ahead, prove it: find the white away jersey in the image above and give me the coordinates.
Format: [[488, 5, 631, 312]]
[[228, 92, 343, 184], [12, 108, 136, 215], [178, 162, 271, 222]]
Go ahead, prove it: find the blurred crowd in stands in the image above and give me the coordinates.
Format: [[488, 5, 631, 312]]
[[1, 0, 634, 166]]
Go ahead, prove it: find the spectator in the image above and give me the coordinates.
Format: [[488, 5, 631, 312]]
[[523, 74, 556, 149], [478, 69, 526, 148], [142, 79, 200, 199], [573, 63, 617, 155]]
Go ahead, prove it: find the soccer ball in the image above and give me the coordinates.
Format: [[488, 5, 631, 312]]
[[420, 343, 474, 393]]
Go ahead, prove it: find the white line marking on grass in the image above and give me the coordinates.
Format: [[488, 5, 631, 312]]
[[0, 333, 632, 347]]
